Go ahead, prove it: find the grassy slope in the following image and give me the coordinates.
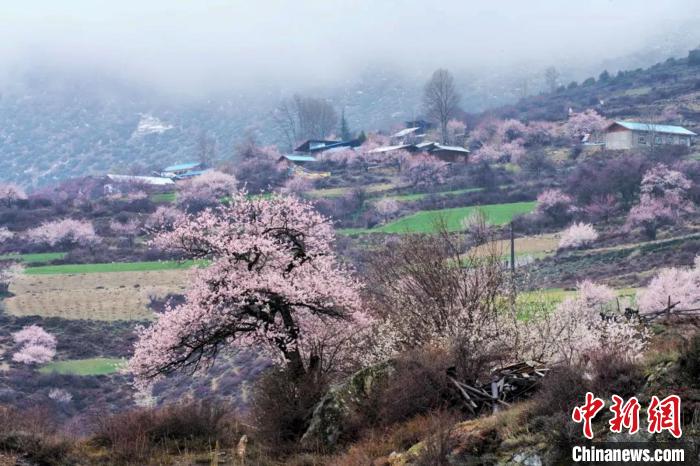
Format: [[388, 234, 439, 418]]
[[341, 201, 537, 235], [0, 252, 67, 264], [25, 259, 206, 275], [39, 358, 125, 376]]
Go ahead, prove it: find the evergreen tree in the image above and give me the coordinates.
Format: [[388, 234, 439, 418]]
[[339, 108, 352, 141]]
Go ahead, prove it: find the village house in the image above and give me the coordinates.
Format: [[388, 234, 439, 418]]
[[293, 138, 361, 154], [159, 162, 209, 180], [369, 141, 469, 163], [604, 121, 697, 150]]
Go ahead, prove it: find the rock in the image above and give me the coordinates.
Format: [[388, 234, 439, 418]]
[[512, 450, 543, 466], [301, 361, 394, 447]]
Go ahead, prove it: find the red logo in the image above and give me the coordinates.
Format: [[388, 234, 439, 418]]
[[573, 393, 682, 439], [572, 392, 605, 439], [609, 395, 640, 434], [648, 395, 682, 438]]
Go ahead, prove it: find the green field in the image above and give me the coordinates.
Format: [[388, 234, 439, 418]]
[[0, 252, 67, 264], [308, 182, 396, 199], [25, 259, 207, 275], [39, 358, 126, 376], [150, 192, 177, 203], [382, 187, 484, 202], [341, 201, 537, 235]]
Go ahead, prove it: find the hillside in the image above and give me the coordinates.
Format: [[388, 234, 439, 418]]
[[4, 44, 700, 189], [493, 52, 700, 126]]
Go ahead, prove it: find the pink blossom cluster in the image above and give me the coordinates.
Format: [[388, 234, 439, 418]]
[[532, 281, 648, 365], [279, 177, 313, 197], [558, 222, 599, 249], [374, 198, 400, 222], [563, 109, 608, 140], [0, 183, 28, 206], [0, 227, 14, 244], [401, 154, 448, 187], [110, 219, 141, 237], [536, 189, 573, 220], [145, 206, 183, 232], [626, 165, 692, 238], [636, 256, 700, 315], [11, 325, 57, 365], [129, 192, 371, 386], [26, 219, 99, 248], [177, 170, 237, 207], [469, 118, 558, 163]]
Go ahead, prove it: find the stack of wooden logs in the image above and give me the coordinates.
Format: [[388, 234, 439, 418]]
[[449, 361, 549, 414]]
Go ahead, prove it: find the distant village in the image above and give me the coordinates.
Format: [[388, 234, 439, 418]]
[[107, 116, 695, 195]]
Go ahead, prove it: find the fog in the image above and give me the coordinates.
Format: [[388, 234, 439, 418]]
[[1, 0, 700, 96]]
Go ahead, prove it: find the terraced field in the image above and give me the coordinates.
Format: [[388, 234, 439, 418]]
[[341, 201, 537, 235], [4, 269, 188, 320], [25, 259, 205, 275], [40, 358, 126, 376]]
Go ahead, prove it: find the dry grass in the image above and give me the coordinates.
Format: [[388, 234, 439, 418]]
[[469, 233, 559, 258], [4, 270, 188, 321]]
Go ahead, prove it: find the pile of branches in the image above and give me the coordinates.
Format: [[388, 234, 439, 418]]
[[448, 361, 549, 414]]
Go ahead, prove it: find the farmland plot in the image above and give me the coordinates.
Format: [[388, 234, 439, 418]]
[[4, 270, 188, 321]]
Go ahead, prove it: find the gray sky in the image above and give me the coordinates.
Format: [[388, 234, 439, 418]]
[[1, 0, 699, 94]]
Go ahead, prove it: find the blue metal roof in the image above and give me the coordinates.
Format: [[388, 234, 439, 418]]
[[163, 162, 202, 172], [283, 154, 317, 162], [174, 169, 211, 179], [612, 121, 697, 136]]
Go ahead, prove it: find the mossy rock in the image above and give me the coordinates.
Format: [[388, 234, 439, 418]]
[[301, 361, 395, 447]]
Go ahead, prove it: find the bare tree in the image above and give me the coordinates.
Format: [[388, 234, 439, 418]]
[[544, 66, 560, 93], [272, 95, 338, 150], [423, 69, 461, 144], [196, 130, 217, 167]]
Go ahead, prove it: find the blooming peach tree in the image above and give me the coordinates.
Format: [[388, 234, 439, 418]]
[[26, 219, 99, 249], [625, 164, 692, 239], [12, 325, 57, 365], [558, 222, 599, 250], [531, 281, 648, 365], [129, 193, 369, 385], [636, 256, 700, 316], [177, 170, 237, 210], [536, 189, 573, 224], [0, 183, 28, 207]]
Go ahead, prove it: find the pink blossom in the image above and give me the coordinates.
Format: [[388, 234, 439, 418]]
[[375, 198, 400, 222], [563, 109, 608, 140], [129, 192, 370, 386], [637, 257, 700, 315], [0, 227, 14, 244], [146, 206, 183, 232], [26, 219, 99, 248], [13, 325, 57, 348], [110, 219, 141, 237], [11, 325, 57, 366], [177, 170, 237, 208], [12, 344, 56, 365], [401, 154, 448, 187], [625, 164, 692, 239], [534, 281, 648, 365], [0, 183, 28, 207], [558, 223, 599, 250], [279, 177, 313, 197]]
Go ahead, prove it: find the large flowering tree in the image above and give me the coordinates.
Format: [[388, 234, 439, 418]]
[[129, 193, 368, 385], [625, 164, 692, 239]]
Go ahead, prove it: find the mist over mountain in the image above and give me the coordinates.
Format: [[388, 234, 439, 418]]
[[1, 1, 700, 187]]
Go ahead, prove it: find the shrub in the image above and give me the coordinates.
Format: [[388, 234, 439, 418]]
[[680, 333, 700, 384], [94, 400, 239, 464], [558, 222, 598, 250], [375, 349, 453, 426], [250, 368, 328, 451], [536, 189, 573, 225]]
